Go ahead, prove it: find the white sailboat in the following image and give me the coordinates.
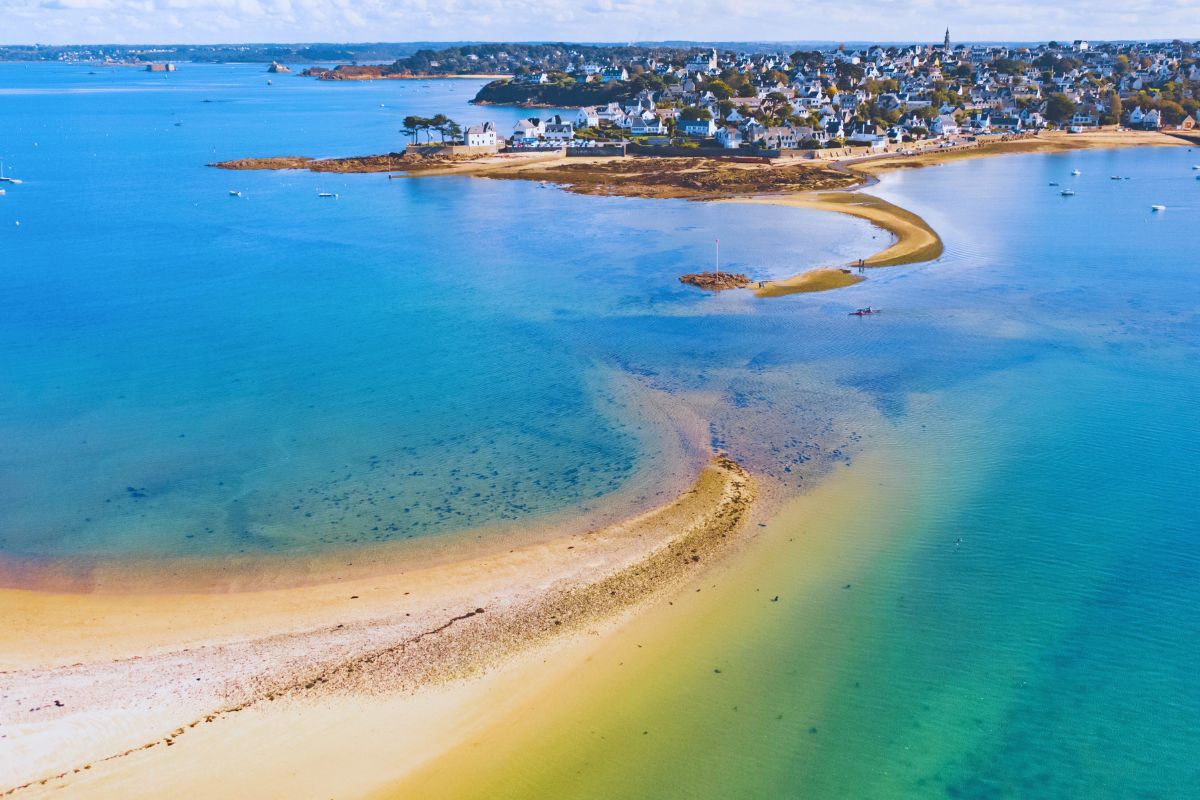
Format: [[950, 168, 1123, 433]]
[[0, 160, 22, 184]]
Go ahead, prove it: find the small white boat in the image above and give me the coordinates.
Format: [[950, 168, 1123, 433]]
[[1192, 165, 1200, 170], [229, 190, 242, 197], [0, 161, 21, 184], [318, 192, 338, 198], [0, 188, 6, 197], [1151, 204, 1166, 212], [1110, 176, 1122, 180], [1070, 170, 1081, 176], [1061, 189, 1076, 196]]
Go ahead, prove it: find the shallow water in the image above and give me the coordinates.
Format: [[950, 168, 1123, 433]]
[[396, 147, 1200, 799], [3, 63, 1199, 797], [0, 63, 875, 560]]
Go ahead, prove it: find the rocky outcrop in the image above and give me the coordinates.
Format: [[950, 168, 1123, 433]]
[[679, 272, 753, 291]]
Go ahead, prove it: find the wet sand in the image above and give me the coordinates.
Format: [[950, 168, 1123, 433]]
[[753, 266, 865, 297], [373, 446, 912, 799], [732, 191, 943, 297], [1, 456, 755, 797]]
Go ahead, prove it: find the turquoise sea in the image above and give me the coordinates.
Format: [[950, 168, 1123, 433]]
[[3, 63, 1199, 797]]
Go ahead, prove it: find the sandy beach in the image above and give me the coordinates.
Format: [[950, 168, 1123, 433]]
[[734, 191, 944, 296], [371, 444, 921, 799], [1, 454, 755, 797]]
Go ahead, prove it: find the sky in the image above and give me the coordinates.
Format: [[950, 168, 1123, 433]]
[[2, 0, 1199, 46]]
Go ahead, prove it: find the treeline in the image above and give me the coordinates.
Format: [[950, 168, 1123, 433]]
[[473, 73, 672, 106], [401, 115, 463, 143], [390, 43, 715, 77]]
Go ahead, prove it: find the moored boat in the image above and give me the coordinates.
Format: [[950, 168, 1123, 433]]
[[0, 160, 22, 184]]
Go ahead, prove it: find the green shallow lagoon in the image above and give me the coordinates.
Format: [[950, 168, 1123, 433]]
[[392, 149, 1200, 798]]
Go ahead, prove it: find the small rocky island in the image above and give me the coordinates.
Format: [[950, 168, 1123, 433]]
[[679, 272, 754, 291]]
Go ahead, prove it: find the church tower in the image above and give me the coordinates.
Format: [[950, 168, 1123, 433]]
[[944, 28, 951, 51]]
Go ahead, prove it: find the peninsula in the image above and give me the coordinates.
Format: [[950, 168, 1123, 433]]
[[212, 126, 1179, 295], [210, 37, 1196, 295]]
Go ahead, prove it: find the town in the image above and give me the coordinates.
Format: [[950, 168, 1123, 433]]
[[445, 36, 1199, 153]]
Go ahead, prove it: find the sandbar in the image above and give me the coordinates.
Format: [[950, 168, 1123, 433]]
[[1, 456, 754, 797]]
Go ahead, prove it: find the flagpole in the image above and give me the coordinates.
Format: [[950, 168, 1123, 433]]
[[715, 238, 720, 277]]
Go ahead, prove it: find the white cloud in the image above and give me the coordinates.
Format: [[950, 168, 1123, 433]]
[[1, 0, 1197, 45]]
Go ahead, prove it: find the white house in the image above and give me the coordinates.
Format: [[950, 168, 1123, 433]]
[[576, 107, 600, 128], [1129, 107, 1162, 130], [543, 116, 575, 141], [511, 118, 543, 142], [848, 123, 887, 149], [685, 48, 718, 74], [630, 115, 666, 136], [760, 125, 801, 149], [464, 121, 497, 147], [596, 102, 626, 124], [1070, 110, 1098, 128], [680, 117, 717, 137], [931, 114, 960, 137], [715, 126, 743, 149]]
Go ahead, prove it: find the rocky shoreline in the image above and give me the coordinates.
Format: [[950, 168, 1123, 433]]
[[679, 272, 753, 291]]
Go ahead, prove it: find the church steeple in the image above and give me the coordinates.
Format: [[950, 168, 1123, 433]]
[[944, 28, 951, 51]]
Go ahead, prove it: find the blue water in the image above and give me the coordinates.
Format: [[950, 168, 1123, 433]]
[[3, 61, 1199, 798], [0, 63, 874, 559], [400, 147, 1200, 799]]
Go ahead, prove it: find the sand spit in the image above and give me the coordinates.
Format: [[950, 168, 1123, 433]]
[[753, 266, 865, 297], [209, 130, 1182, 303], [1, 457, 753, 797]]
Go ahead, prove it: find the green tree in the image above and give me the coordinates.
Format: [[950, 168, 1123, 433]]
[[1044, 92, 1076, 124], [400, 116, 420, 144], [707, 79, 734, 100], [679, 105, 712, 121], [1102, 91, 1123, 126], [1158, 100, 1187, 125], [429, 114, 451, 142]]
